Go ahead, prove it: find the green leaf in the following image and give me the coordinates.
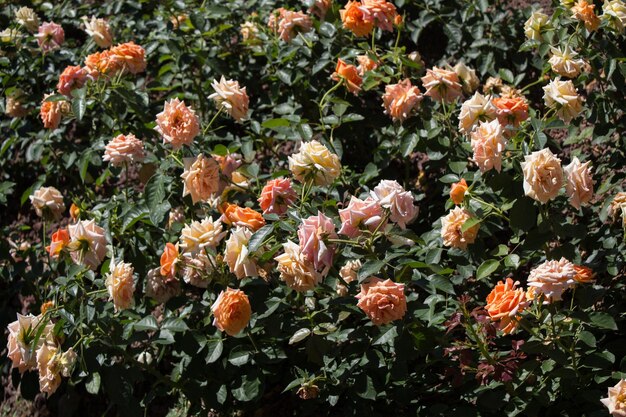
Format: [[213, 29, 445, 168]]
[[206, 338, 223, 363], [247, 224, 274, 253], [358, 259, 385, 282], [232, 374, 261, 402], [372, 326, 398, 346], [510, 198, 537, 231], [85, 372, 101, 395], [261, 118, 290, 129], [590, 313, 618, 330], [476, 260, 500, 280], [400, 133, 419, 157], [461, 217, 481, 232], [289, 328, 311, 345], [134, 316, 158, 332], [161, 317, 188, 333], [71, 88, 87, 121]]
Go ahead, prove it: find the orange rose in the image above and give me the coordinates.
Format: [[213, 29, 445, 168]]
[[160, 242, 179, 278], [331, 59, 362, 95], [573, 265, 594, 283], [572, 0, 601, 31], [40, 301, 54, 314], [110, 41, 146, 74], [69, 203, 80, 222], [220, 203, 265, 231], [485, 278, 528, 334], [450, 179, 468, 205], [84, 50, 122, 77], [340, 1, 374, 37], [211, 288, 252, 336], [492, 96, 529, 127], [46, 228, 69, 259]]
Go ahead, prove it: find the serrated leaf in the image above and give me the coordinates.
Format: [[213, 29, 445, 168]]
[[134, 316, 158, 332], [476, 260, 500, 280]]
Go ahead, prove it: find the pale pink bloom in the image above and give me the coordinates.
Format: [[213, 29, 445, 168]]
[[521, 148, 564, 204], [103, 134, 145, 166], [337, 259, 361, 296], [68, 219, 107, 270], [155, 98, 200, 149], [258, 178, 297, 215], [421, 66, 462, 103], [36, 22, 64, 52], [527, 258, 577, 303], [564, 157, 594, 209], [441, 207, 480, 250], [543, 78, 584, 123], [360, 0, 399, 32], [81, 16, 113, 48], [339, 196, 385, 238], [209, 76, 249, 121], [371, 180, 418, 229], [179, 216, 226, 254], [7, 314, 53, 374], [356, 277, 407, 325], [297, 212, 337, 274], [145, 267, 180, 304], [601, 379, 626, 417], [382, 79, 423, 122], [268, 8, 313, 42], [30, 186, 65, 220], [470, 119, 507, 173], [458, 92, 497, 134], [224, 226, 258, 279], [36, 343, 62, 394], [356, 54, 378, 75], [180, 154, 220, 204], [57, 66, 87, 97], [275, 241, 322, 292], [105, 260, 135, 311]]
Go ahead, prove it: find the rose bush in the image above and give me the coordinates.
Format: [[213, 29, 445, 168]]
[[1, 0, 626, 416]]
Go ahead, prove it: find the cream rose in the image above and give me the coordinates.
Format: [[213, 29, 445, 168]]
[[601, 379, 626, 416], [180, 154, 220, 204], [458, 92, 497, 134], [288, 140, 341, 186], [603, 0, 626, 33], [68, 219, 108, 270], [179, 216, 226, 254], [524, 10, 549, 40], [441, 207, 480, 250], [521, 148, 564, 204], [470, 119, 507, 173], [224, 226, 258, 279], [453, 62, 480, 95], [275, 240, 322, 292], [543, 78, 583, 123], [105, 260, 135, 311], [548, 45, 585, 78], [30, 186, 65, 220], [564, 156, 593, 209]]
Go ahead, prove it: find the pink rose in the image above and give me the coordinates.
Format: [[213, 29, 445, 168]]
[[470, 119, 507, 173], [339, 196, 385, 238], [297, 212, 337, 274], [258, 178, 297, 215], [371, 180, 418, 229], [37, 22, 64, 52]]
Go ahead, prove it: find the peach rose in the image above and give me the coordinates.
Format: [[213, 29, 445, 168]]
[[332, 59, 363, 95], [212, 288, 252, 336], [470, 119, 507, 173], [298, 212, 337, 274], [68, 219, 107, 270], [221, 203, 265, 231], [259, 178, 297, 215], [110, 42, 146, 74], [160, 242, 180, 278], [36, 22, 64, 52], [603, 0, 626, 33], [288, 140, 341, 186], [209, 76, 249, 121], [268, 8, 312, 42], [356, 277, 407, 325], [371, 180, 418, 229], [549, 45, 585, 78], [564, 156, 593, 209], [40, 94, 65, 130], [57, 66, 87, 97], [46, 228, 69, 259], [527, 258, 577, 303], [7, 314, 53, 374], [543, 78, 583, 123], [180, 154, 220, 204], [15, 7, 39, 33], [524, 10, 549, 40], [105, 260, 135, 312], [339, 196, 385, 238], [572, 0, 601, 31], [485, 278, 529, 334], [309, 0, 332, 19], [81, 16, 113, 48], [382, 79, 423, 122], [361, 0, 399, 32], [5, 90, 29, 118], [356, 54, 378, 75], [30, 186, 65, 220], [521, 148, 563, 204], [573, 264, 594, 283], [145, 267, 180, 304], [492, 95, 529, 127], [337, 259, 361, 296], [340, 1, 374, 36], [224, 226, 258, 279], [275, 241, 322, 292], [155, 98, 200, 149], [441, 207, 480, 250], [179, 216, 226, 254], [103, 133, 145, 166], [36, 343, 62, 394], [450, 179, 468, 205], [84, 50, 122, 77], [453, 62, 480, 95], [421, 66, 462, 103], [601, 379, 626, 416], [458, 92, 497, 134]]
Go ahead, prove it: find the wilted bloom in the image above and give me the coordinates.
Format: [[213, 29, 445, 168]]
[[15, 7, 39, 33], [421, 66, 462, 103], [339, 196, 385, 238], [298, 212, 337, 274], [573, 265, 595, 283], [30, 186, 65, 220], [453, 62, 480, 94], [182, 252, 215, 288], [40, 94, 65, 130], [356, 277, 407, 325], [337, 259, 361, 296], [564, 156, 593, 209], [361, 0, 399, 32], [549, 46, 585, 78], [521, 148, 563, 204], [356, 54, 378, 74], [340, 1, 375, 36], [103, 134, 145, 166], [310, 0, 333, 19], [289, 140, 341, 186], [58, 348, 77, 378], [572, 0, 601, 31], [485, 278, 528, 334], [47, 228, 70, 259], [492, 95, 529, 127], [259, 178, 297, 215], [483, 76, 504, 94], [212, 288, 251, 336], [155, 98, 200, 148], [105, 260, 135, 312], [160, 242, 180, 278], [382, 79, 423, 122], [276, 241, 322, 292], [145, 268, 180, 304], [458, 92, 497, 133], [268, 8, 312, 42], [441, 207, 480, 250], [225, 227, 258, 279], [110, 42, 146, 74], [81, 16, 113, 48], [524, 10, 549, 40], [450, 179, 469, 205], [371, 180, 418, 229], [298, 383, 320, 400], [221, 203, 265, 231], [37, 22, 64, 52], [57, 66, 87, 97], [527, 258, 577, 303], [240, 21, 259, 41], [181, 154, 220, 204], [332, 59, 362, 94], [608, 192, 626, 223], [209, 76, 249, 121], [5, 90, 28, 118], [36, 343, 62, 394], [603, 0, 626, 33], [7, 314, 53, 373], [180, 217, 226, 254], [470, 119, 507, 173]]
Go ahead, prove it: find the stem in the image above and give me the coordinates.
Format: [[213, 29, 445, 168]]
[[203, 106, 224, 135]]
